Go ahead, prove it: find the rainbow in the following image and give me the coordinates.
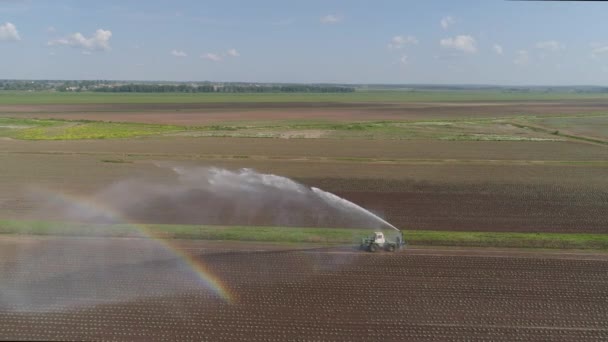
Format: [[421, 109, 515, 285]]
[[31, 186, 236, 303]]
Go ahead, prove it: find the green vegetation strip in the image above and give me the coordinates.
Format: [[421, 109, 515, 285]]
[[3, 91, 608, 105], [0, 116, 569, 141], [1, 220, 607, 250], [0, 118, 184, 140]]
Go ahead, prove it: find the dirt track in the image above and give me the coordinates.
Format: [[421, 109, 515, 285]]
[[1, 237, 607, 341], [2, 137, 607, 161]]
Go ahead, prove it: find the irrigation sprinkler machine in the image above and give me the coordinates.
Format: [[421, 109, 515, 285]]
[[359, 229, 406, 252]]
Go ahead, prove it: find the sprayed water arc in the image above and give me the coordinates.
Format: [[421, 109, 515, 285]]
[[39, 164, 400, 230], [168, 165, 400, 231], [12, 166, 397, 312], [310, 187, 399, 231]]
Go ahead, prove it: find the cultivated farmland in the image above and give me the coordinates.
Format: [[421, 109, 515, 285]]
[[1, 237, 607, 341], [1, 90, 607, 341]]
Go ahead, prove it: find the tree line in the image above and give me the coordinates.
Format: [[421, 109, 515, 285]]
[[91, 84, 355, 93]]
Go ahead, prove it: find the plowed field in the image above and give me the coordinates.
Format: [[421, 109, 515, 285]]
[[1, 237, 607, 341], [4, 100, 608, 124]]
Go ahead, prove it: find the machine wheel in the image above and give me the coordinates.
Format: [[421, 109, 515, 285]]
[[387, 244, 395, 252], [369, 244, 378, 252]]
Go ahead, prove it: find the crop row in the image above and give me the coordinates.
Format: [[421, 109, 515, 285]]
[[1, 245, 608, 341]]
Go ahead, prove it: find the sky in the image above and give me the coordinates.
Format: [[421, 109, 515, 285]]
[[1, 0, 608, 85]]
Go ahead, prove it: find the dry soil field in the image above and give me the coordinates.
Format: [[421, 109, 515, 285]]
[[1, 137, 606, 233], [3, 100, 608, 124], [1, 236, 607, 341]]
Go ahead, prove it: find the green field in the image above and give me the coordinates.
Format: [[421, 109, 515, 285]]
[[0, 116, 570, 141], [3, 90, 608, 104], [172, 118, 565, 141], [0, 117, 184, 140], [2, 219, 607, 250]]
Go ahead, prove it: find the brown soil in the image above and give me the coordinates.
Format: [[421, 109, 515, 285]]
[[1, 137, 607, 233], [2, 137, 607, 161], [3, 100, 608, 125], [1, 236, 607, 341], [331, 188, 608, 233]]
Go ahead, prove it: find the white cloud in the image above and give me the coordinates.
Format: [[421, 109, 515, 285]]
[[590, 42, 604, 48], [594, 46, 608, 54], [493, 44, 503, 55], [0, 22, 20, 41], [320, 14, 341, 24], [171, 49, 187, 57], [400, 54, 408, 65], [200, 49, 238, 61], [440, 35, 477, 53], [227, 48, 239, 57], [535, 40, 564, 51], [201, 53, 222, 62], [591, 44, 608, 59], [46, 26, 56, 33], [388, 35, 418, 50], [514, 50, 530, 66], [440, 16, 455, 29], [48, 29, 112, 51]]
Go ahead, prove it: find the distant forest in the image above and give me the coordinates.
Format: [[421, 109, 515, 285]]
[[2, 79, 608, 94], [91, 84, 356, 93]]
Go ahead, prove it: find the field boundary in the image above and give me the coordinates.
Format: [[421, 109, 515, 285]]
[[4, 90, 608, 105], [510, 121, 608, 146], [3, 150, 608, 166], [1, 220, 607, 251]]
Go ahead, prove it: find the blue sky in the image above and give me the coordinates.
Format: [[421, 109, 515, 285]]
[[1, 0, 608, 84]]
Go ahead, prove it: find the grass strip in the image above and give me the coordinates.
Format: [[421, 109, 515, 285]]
[[1, 220, 607, 250]]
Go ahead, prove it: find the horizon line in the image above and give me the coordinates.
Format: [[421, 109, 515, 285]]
[[2, 79, 608, 88]]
